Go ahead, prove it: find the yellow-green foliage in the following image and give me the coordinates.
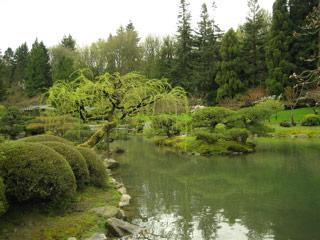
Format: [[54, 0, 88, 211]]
[[301, 114, 320, 126], [0, 105, 6, 116], [40, 141, 90, 189], [77, 147, 108, 188], [0, 142, 76, 202], [0, 177, 8, 216], [19, 134, 73, 145]]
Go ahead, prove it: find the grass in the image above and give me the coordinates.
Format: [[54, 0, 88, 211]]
[[269, 107, 320, 124], [0, 184, 121, 240]]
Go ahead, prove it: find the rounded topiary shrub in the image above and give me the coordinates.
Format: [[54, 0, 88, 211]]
[[40, 141, 90, 189], [63, 129, 95, 145], [18, 134, 74, 145], [280, 121, 291, 127], [0, 177, 8, 216], [77, 147, 107, 188], [0, 142, 76, 202], [301, 114, 320, 126]]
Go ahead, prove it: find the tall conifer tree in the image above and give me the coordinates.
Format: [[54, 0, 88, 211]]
[[13, 43, 29, 85]]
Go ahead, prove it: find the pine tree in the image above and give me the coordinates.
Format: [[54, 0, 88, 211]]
[[0, 50, 7, 101], [173, 0, 194, 93], [61, 34, 76, 51], [13, 43, 29, 85], [243, 0, 269, 87], [215, 28, 247, 102], [2, 48, 15, 86], [25, 39, 52, 97], [266, 0, 295, 95]]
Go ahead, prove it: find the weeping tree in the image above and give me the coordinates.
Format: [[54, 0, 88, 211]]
[[46, 69, 187, 156]]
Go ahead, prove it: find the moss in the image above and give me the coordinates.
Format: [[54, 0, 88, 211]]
[[77, 147, 108, 188], [0, 142, 76, 202], [40, 141, 90, 189], [156, 136, 254, 155], [18, 134, 73, 145], [0, 177, 8, 216]]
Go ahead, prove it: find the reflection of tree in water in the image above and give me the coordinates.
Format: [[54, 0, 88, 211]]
[[114, 138, 320, 240]]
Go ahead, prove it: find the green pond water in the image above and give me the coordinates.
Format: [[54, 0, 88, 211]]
[[111, 137, 320, 240]]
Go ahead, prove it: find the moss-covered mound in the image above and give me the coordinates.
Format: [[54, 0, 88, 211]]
[[0, 177, 7, 216], [0, 142, 76, 202], [40, 141, 90, 189], [18, 134, 73, 145], [77, 147, 107, 188]]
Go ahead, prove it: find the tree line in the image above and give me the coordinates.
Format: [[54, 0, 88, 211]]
[[0, 0, 318, 104]]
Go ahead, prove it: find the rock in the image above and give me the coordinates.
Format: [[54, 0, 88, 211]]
[[115, 183, 124, 189], [85, 233, 107, 240], [91, 206, 122, 219], [107, 217, 142, 237], [119, 194, 131, 208], [117, 187, 127, 194], [114, 147, 126, 154], [317, 136, 320, 139], [104, 158, 120, 169], [297, 134, 309, 139], [68, 238, 77, 240]]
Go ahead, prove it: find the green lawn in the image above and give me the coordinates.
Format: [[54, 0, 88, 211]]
[[269, 107, 320, 124]]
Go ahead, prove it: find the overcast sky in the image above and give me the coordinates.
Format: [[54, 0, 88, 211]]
[[0, 0, 274, 51]]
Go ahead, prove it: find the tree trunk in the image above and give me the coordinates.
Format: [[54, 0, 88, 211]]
[[106, 128, 111, 158], [78, 121, 117, 148], [291, 107, 296, 126]]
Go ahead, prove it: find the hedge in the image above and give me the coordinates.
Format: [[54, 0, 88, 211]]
[[18, 134, 73, 145], [77, 147, 108, 188], [40, 141, 90, 189], [0, 142, 76, 202]]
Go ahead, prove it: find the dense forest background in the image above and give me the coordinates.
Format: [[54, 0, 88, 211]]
[[0, 0, 319, 106]]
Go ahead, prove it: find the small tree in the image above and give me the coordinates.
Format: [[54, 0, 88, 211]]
[[0, 107, 25, 140]]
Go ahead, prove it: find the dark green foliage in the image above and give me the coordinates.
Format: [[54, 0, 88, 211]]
[[152, 115, 180, 137], [63, 129, 95, 145], [77, 147, 108, 188], [0, 142, 76, 202], [194, 130, 221, 144], [0, 177, 8, 216], [215, 28, 247, 102], [95, 140, 108, 151], [266, 0, 295, 95], [18, 134, 74, 145], [301, 114, 320, 126], [25, 39, 52, 97], [0, 107, 24, 140], [25, 123, 45, 136], [226, 128, 250, 144], [39, 141, 90, 188], [192, 107, 235, 131], [13, 43, 29, 84], [61, 34, 76, 51], [280, 121, 292, 127]]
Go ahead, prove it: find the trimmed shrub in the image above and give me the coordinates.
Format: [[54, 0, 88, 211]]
[[18, 134, 73, 145], [63, 129, 95, 145], [95, 140, 108, 151], [301, 114, 320, 126], [194, 130, 221, 144], [25, 123, 46, 136], [77, 147, 108, 188], [226, 128, 250, 144], [0, 142, 76, 202], [0, 177, 8, 216], [40, 141, 90, 189], [280, 121, 291, 127]]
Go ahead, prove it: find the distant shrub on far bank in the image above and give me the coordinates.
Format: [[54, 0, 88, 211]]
[[301, 114, 320, 126]]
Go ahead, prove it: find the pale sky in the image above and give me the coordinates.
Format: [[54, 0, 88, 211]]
[[0, 0, 274, 51]]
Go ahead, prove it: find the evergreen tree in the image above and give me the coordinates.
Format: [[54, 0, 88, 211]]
[[25, 39, 52, 97], [141, 34, 161, 78], [2, 48, 15, 86], [243, 0, 269, 87], [61, 34, 76, 51], [0, 50, 7, 101], [13, 43, 29, 85], [289, 0, 318, 73], [173, 0, 194, 93], [215, 28, 247, 102], [266, 0, 295, 95]]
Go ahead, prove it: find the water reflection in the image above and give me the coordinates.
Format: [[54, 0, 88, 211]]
[[111, 137, 320, 240]]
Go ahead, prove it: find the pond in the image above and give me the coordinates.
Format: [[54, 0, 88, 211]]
[[111, 137, 320, 240]]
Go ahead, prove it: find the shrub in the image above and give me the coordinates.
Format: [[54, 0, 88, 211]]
[[280, 121, 291, 127], [95, 140, 108, 151], [301, 114, 320, 126], [40, 141, 90, 189], [0, 105, 6, 116], [25, 123, 46, 136], [152, 115, 181, 137], [226, 128, 250, 144], [63, 129, 95, 145], [194, 130, 221, 144], [0, 142, 76, 202], [0, 107, 25, 140], [0, 136, 4, 143], [18, 134, 73, 145], [144, 128, 155, 138], [0, 177, 8, 216], [77, 147, 108, 188]]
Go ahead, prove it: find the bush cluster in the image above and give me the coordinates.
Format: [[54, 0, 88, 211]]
[[226, 128, 250, 144], [63, 129, 95, 145], [301, 114, 320, 126], [18, 134, 74, 145], [40, 141, 90, 189], [0, 177, 7, 216], [280, 121, 291, 127], [77, 147, 108, 188], [0, 142, 77, 202], [194, 130, 221, 144]]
